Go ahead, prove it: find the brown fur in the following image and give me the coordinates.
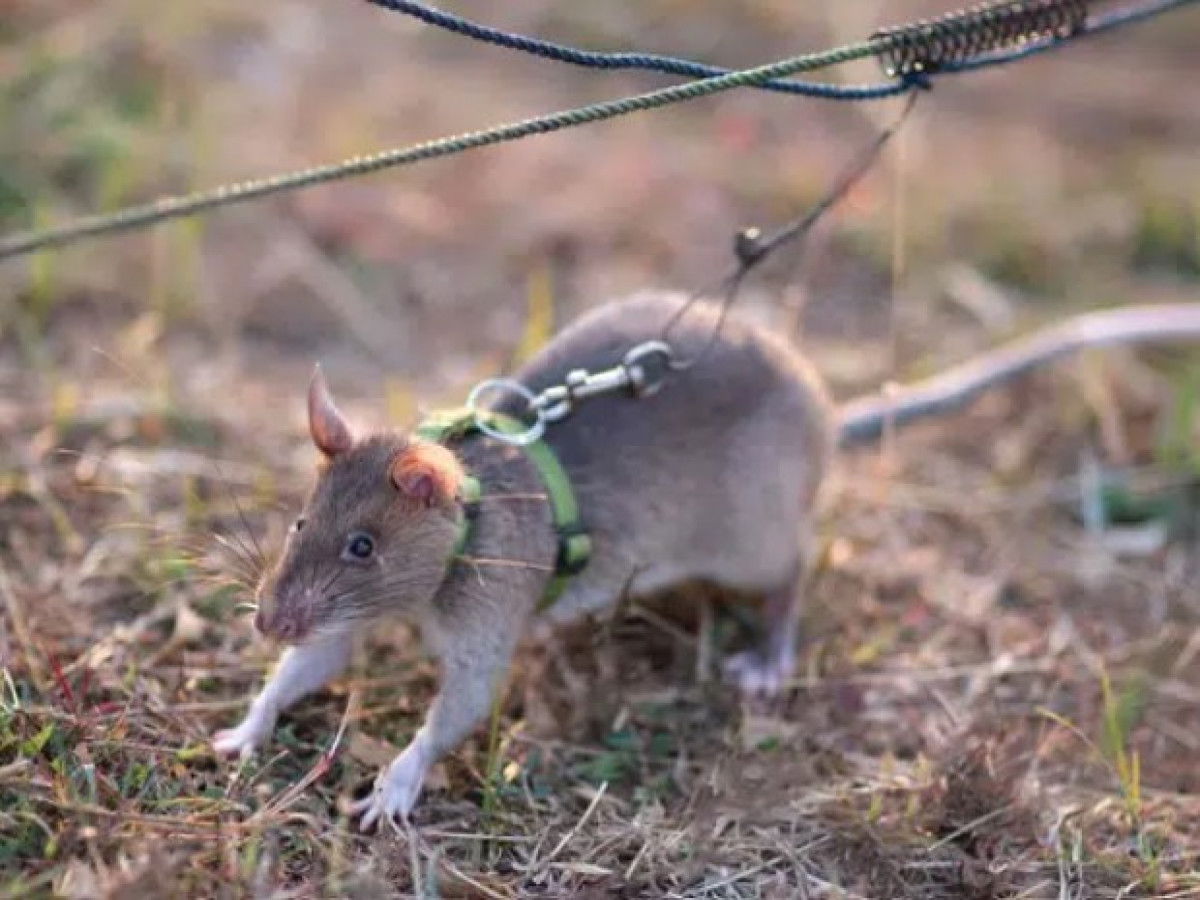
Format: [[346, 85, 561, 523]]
[[254, 434, 464, 643], [389, 440, 466, 509], [220, 291, 833, 823]]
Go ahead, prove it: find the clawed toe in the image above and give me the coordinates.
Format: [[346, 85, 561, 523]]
[[724, 649, 790, 699], [212, 728, 258, 760]]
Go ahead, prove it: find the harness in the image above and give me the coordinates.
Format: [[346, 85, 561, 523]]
[[414, 408, 591, 611]]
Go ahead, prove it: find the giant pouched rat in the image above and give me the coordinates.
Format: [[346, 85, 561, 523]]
[[212, 291, 1200, 828]]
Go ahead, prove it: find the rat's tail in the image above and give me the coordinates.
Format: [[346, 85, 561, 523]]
[[835, 303, 1200, 447]]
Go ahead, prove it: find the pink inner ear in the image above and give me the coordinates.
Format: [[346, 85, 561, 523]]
[[397, 472, 435, 504], [389, 441, 464, 508]]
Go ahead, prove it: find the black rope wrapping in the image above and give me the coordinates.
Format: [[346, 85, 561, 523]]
[[871, 0, 1092, 76]]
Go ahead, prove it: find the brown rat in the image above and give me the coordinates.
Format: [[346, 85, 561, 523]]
[[212, 291, 1200, 827], [214, 290, 831, 826]]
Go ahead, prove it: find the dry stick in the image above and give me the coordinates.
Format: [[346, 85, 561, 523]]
[[419, 830, 535, 843], [432, 850, 511, 900], [404, 822, 426, 900], [689, 855, 788, 894], [628, 601, 698, 649], [27, 798, 242, 834], [250, 687, 361, 824], [533, 781, 609, 873], [926, 805, 1013, 851], [0, 562, 46, 692]]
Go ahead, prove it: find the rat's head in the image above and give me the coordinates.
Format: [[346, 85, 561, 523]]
[[253, 366, 465, 644]]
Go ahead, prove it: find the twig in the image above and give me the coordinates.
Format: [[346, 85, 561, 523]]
[[250, 687, 360, 823], [534, 782, 608, 872], [0, 562, 46, 692]]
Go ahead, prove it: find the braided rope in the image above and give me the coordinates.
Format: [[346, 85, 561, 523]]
[[364, 0, 909, 101], [0, 0, 1193, 261], [0, 39, 887, 260]]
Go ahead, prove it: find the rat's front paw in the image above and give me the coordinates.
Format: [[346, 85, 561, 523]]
[[350, 738, 432, 831], [212, 707, 276, 759]]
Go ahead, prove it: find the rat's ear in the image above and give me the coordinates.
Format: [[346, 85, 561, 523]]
[[389, 440, 464, 508], [307, 364, 354, 458]]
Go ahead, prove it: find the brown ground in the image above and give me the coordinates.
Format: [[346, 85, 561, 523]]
[[2, 1, 1200, 897]]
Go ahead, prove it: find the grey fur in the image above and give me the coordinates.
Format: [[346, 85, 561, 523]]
[[217, 292, 1200, 824], [500, 290, 832, 623], [216, 289, 833, 822]]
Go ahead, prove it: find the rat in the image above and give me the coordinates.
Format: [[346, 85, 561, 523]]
[[211, 290, 1200, 828]]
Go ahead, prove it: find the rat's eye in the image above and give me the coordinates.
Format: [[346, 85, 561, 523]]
[[343, 532, 375, 562], [292, 517, 306, 533]]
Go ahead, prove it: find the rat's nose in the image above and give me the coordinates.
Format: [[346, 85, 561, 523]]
[[254, 604, 311, 644]]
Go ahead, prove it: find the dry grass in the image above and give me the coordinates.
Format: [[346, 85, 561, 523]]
[[3, 0, 1200, 897]]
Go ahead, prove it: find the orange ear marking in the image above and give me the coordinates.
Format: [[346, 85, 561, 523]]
[[389, 440, 465, 508]]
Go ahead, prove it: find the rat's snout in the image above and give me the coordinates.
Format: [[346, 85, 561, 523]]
[[253, 583, 315, 644]]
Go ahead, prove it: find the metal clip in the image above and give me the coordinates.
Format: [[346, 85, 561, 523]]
[[467, 340, 677, 436], [621, 340, 674, 396], [534, 367, 625, 424], [465, 378, 546, 446]]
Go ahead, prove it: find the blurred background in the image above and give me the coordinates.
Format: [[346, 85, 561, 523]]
[[3, 1, 1200, 896]]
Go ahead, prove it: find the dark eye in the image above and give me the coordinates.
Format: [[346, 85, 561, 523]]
[[343, 532, 375, 561], [292, 517, 306, 533]]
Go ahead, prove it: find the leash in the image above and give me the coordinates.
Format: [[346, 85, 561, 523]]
[[413, 339, 680, 610]]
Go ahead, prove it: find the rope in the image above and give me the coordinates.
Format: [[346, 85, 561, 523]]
[[0, 39, 894, 261], [0, 0, 1193, 261], [364, 0, 1192, 83], [364, 0, 910, 101]]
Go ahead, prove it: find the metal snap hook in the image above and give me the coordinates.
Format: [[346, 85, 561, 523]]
[[465, 378, 546, 446], [622, 340, 675, 396]]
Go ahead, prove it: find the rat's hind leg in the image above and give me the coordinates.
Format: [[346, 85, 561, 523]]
[[723, 563, 803, 698]]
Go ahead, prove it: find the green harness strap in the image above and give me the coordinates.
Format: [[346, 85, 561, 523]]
[[414, 408, 591, 611]]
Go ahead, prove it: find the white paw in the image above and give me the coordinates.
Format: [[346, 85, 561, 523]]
[[724, 648, 794, 699], [350, 738, 432, 831], [212, 707, 276, 759]]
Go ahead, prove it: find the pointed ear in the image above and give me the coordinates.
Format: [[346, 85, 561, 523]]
[[307, 364, 353, 458], [389, 440, 464, 509]]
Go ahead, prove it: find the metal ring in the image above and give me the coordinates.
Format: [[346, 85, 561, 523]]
[[622, 339, 674, 369], [622, 340, 675, 396], [465, 377, 546, 446]]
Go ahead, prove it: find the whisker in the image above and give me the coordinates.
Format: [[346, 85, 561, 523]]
[[454, 555, 554, 572], [313, 565, 349, 600], [212, 459, 267, 567], [210, 542, 264, 589], [212, 532, 263, 577], [212, 525, 257, 561], [316, 553, 551, 618]]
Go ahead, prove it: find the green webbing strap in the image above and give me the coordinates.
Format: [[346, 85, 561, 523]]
[[414, 408, 591, 610]]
